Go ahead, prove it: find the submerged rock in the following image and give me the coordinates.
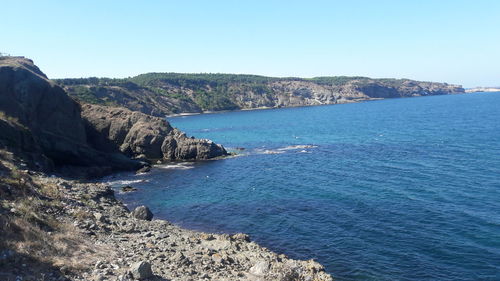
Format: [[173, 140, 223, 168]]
[[121, 185, 137, 192], [136, 166, 151, 174]]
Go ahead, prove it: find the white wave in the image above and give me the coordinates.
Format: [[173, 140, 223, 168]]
[[254, 148, 285, 155], [105, 179, 148, 186], [263, 150, 285, 154], [277, 145, 318, 151], [227, 153, 248, 158], [156, 163, 195, 170]]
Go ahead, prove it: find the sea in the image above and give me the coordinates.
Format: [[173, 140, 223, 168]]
[[104, 92, 500, 280]]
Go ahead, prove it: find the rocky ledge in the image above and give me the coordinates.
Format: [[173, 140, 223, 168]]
[[81, 104, 227, 161], [0, 166, 332, 281]]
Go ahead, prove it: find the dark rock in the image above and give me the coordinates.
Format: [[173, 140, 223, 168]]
[[0, 57, 227, 179], [129, 261, 153, 280], [0, 57, 142, 177], [136, 166, 151, 174], [131, 205, 153, 221], [121, 186, 138, 192], [80, 103, 228, 161]]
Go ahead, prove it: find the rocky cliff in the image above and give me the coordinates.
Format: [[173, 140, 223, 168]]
[[0, 57, 227, 177], [57, 73, 465, 117], [81, 104, 227, 161]]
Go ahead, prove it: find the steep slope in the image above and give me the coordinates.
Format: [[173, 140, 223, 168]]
[[57, 73, 465, 117], [0, 56, 140, 175], [0, 57, 227, 177]]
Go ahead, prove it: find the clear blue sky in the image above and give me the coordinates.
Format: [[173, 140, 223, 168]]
[[2, 0, 499, 87]]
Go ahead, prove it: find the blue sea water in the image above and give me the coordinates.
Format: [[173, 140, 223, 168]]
[[107, 92, 500, 280]]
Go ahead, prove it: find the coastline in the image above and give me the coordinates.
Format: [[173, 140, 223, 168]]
[[165, 93, 475, 119], [1, 169, 332, 281], [165, 97, 384, 118], [465, 88, 500, 93]]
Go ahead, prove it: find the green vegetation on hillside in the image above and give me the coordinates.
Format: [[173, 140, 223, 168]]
[[55, 73, 461, 114], [129, 73, 282, 87], [308, 76, 369, 85], [65, 85, 105, 104]]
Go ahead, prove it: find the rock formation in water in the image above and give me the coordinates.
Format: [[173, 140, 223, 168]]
[[57, 73, 465, 116], [0, 57, 227, 177], [81, 103, 227, 161]]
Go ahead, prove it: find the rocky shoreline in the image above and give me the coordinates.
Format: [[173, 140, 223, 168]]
[[0, 56, 332, 280], [0, 167, 332, 281], [0, 56, 228, 179]]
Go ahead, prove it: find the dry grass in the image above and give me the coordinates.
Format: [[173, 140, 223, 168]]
[[0, 156, 117, 276], [0, 214, 116, 272]]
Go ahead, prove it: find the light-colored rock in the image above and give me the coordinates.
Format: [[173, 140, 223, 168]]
[[130, 261, 153, 280], [249, 261, 270, 277]]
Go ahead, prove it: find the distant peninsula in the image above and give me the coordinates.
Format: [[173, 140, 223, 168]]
[[465, 87, 500, 93], [55, 74, 465, 117]]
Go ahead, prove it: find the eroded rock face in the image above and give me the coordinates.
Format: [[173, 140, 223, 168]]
[[58, 73, 465, 116], [0, 57, 141, 175], [0, 57, 227, 177], [80, 104, 228, 161]]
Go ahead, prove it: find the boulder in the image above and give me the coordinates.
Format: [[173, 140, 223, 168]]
[[231, 233, 250, 242], [249, 261, 270, 277], [131, 205, 153, 221], [129, 261, 153, 280]]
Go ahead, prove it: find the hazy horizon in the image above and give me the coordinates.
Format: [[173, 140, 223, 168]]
[[2, 0, 499, 88]]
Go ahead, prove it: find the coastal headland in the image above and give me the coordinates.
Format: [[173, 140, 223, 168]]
[[56, 71, 465, 117]]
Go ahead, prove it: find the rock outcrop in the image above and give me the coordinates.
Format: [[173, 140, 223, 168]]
[[0, 57, 227, 177], [80, 103, 228, 161], [0, 56, 141, 176]]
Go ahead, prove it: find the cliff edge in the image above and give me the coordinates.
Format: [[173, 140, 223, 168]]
[[0, 57, 227, 177]]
